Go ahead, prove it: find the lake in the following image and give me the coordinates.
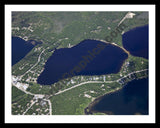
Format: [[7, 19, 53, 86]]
[[12, 37, 42, 66], [122, 24, 148, 59], [37, 39, 128, 85], [89, 78, 148, 115], [87, 25, 149, 115]]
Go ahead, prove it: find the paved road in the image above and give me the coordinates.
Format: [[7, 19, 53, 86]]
[[55, 69, 148, 95], [55, 81, 104, 95], [116, 69, 148, 82], [20, 48, 46, 78], [13, 68, 148, 115]]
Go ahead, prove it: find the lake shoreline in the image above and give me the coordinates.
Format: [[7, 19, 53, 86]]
[[12, 36, 43, 66], [85, 77, 148, 115], [12, 36, 43, 46], [37, 39, 128, 85], [85, 87, 121, 115], [122, 24, 148, 59]]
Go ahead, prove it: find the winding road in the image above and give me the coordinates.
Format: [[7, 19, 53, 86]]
[[55, 69, 148, 95], [12, 11, 147, 115], [20, 48, 46, 78], [13, 68, 148, 115]]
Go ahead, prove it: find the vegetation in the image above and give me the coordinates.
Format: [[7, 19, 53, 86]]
[[26, 83, 51, 94], [12, 11, 148, 115], [25, 99, 50, 115], [50, 82, 121, 115], [12, 86, 34, 115]]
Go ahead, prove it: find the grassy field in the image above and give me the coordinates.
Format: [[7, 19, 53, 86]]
[[12, 86, 34, 115], [50, 82, 121, 115], [12, 11, 148, 115], [12, 11, 148, 77]]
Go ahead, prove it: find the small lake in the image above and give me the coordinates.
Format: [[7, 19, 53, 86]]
[[37, 39, 128, 85], [88, 25, 149, 115], [122, 24, 148, 59], [89, 78, 148, 115], [12, 37, 42, 66]]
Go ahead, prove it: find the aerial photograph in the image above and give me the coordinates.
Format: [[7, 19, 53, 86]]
[[11, 11, 149, 115]]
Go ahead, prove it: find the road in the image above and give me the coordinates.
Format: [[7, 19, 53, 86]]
[[12, 12, 145, 115], [55, 81, 104, 95], [22, 100, 36, 115], [55, 69, 148, 95], [12, 48, 52, 115], [43, 99, 52, 115], [20, 48, 46, 78], [118, 12, 136, 26], [13, 83, 51, 115], [116, 69, 148, 82], [13, 68, 148, 115]]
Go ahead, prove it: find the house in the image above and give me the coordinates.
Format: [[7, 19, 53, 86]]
[[40, 100, 47, 107]]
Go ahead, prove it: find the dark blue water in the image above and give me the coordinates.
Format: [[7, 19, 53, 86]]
[[122, 24, 148, 59], [37, 39, 128, 85], [88, 25, 149, 115], [12, 37, 42, 66], [91, 78, 148, 115]]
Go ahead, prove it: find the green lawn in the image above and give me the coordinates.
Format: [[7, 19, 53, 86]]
[[50, 82, 121, 115], [12, 86, 34, 115], [12, 11, 148, 115]]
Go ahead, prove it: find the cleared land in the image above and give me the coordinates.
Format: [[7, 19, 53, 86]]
[[12, 11, 148, 115]]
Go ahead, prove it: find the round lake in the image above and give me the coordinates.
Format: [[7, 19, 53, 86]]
[[37, 39, 128, 85], [122, 24, 148, 59], [90, 78, 148, 115]]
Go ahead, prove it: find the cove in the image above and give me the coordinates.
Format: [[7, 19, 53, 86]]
[[37, 39, 128, 85], [12, 37, 42, 66], [88, 78, 148, 115], [122, 24, 148, 59]]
